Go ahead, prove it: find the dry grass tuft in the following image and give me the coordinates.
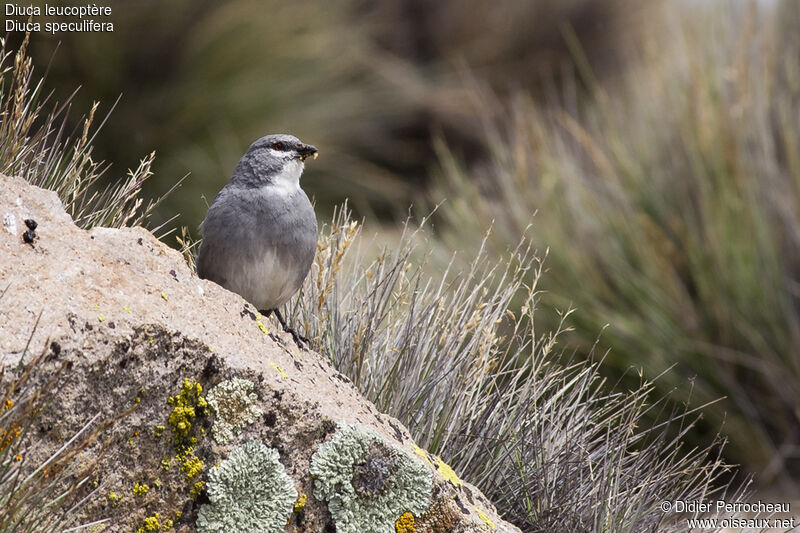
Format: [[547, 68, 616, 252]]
[[283, 207, 741, 532], [0, 35, 181, 233], [0, 309, 121, 532]]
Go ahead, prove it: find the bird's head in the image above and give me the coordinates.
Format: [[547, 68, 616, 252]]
[[231, 134, 318, 189], [251, 134, 318, 162]]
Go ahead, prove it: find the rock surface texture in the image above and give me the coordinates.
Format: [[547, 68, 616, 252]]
[[0, 175, 520, 533]]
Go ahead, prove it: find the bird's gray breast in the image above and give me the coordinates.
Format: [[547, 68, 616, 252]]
[[197, 184, 317, 310]]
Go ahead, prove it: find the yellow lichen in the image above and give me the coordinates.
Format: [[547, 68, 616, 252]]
[[123, 306, 132, 313], [167, 378, 207, 451], [161, 519, 173, 530], [97, 314, 105, 322], [435, 456, 462, 487], [161, 291, 169, 301], [256, 313, 270, 335], [136, 513, 160, 533], [182, 455, 204, 482], [411, 444, 432, 466], [475, 508, 496, 530], [294, 493, 307, 514], [268, 360, 288, 379], [165, 379, 208, 508], [133, 482, 149, 497], [395, 512, 415, 533], [107, 492, 121, 506], [190, 480, 206, 499]]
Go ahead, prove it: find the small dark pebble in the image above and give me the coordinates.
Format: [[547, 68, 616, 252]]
[[201, 356, 220, 379], [321, 418, 337, 437], [24, 218, 37, 230], [192, 489, 210, 509], [463, 486, 475, 504], [22, 230, 36, 243], [388, 420, 404, 441], [454, 494, 471, 515]]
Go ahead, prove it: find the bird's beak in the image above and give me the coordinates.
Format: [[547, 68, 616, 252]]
[[298, 144, 318, 161]]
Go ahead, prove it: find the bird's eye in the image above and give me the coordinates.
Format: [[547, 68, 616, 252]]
[[272, 142, 286, 151]]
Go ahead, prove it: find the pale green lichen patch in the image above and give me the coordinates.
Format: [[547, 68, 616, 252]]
[[196, 440, 297, 533], [310, 423, 433, 533], [206, 378, 263, 444]]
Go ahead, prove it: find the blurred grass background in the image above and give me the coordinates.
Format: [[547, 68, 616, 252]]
[[15, 0, 653, 223], [7, 0, 799, 492]]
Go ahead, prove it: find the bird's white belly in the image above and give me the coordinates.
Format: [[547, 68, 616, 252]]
[[233, 249, 298, 311]]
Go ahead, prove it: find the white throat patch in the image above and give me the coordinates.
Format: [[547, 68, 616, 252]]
[[269, 158, 304, 195]]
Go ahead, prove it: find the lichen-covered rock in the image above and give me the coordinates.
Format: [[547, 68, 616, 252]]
[[0, 175, 521, 532], [196, 441, 297, 533], [311, 423, 433, 533], [206, 378, 263, 444]]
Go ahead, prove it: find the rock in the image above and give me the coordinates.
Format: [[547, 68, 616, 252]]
[[0, 175, 520, 533]]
